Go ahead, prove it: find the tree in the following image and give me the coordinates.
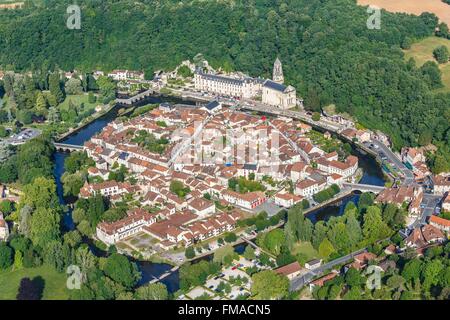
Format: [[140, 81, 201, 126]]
[[263, 229, 285, 256], [65, 78, 83, 95], [345, 268, 364, 287], [345, 213, 362, 248], [243, 245, 256, 260], [251, 270, 289, 300], [13, 251, 23, 270], [135, 283, 168, 300], [358, 192, 374, 211], [0, 243, 13, 269], [0, 126, 7, 138], [103, 254, 141, 289], [0, 200, 13, 215], [362, 206, 392, 243], [49, 72, 64, 103], [30, 207, 61, 249], [185, 247, 195, 259], [433, 45, 449, 64], [213, 245, 237, 266], [35, 92, 47, 115], [402, 259, 423, 283], [312, 221, 328, 249], [318, 238, 335, 259], [421, 259, 443, 290], [224, 232, 237, 243]]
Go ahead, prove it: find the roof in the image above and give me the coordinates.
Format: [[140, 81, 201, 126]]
[[429, 215, 450, 228], [205, 100, 221, 111], [275, 261, 302, 276], [243, 163, 257, 171], [263, 80, 287, 92]]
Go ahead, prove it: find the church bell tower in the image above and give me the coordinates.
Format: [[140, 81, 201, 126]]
[[273, 57, 284, 84]]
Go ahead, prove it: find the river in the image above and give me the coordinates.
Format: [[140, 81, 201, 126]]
[[52, 97, 385, 293]]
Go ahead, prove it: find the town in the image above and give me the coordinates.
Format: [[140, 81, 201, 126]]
[[0, 57, 449, 301]]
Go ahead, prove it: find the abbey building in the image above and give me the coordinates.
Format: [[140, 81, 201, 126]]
[[194, 58, 297, 109]]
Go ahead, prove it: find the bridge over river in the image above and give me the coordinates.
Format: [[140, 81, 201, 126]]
[[53, 142, 83, 152], [342, 183, 386, 194]]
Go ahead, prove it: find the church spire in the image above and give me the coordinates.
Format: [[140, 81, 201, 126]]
[[273, 57, 284, 84]]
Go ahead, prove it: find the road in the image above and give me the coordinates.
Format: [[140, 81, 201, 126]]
[[370, 140, 414, 185], [411, 194, 442, 228], [289, 248, 367, 292]]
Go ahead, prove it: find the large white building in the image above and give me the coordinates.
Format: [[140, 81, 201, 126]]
[[194, 58, 297, 109]]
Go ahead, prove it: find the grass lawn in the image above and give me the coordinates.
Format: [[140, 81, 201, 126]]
[[403, 36, 450, 92], [58, 93, 98, 112], [291, 241, 319, 262], [0, 265, 69, 300]]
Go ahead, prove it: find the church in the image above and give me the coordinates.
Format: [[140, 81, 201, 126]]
[[194, 57, 297, 109], [261, 58, 297, 109]]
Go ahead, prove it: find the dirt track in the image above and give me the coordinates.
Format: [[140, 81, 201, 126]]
[[358, 0, 450, 25]]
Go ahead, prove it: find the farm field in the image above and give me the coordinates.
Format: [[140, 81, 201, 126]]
[[403, 36, 450, 92], [357, 0, 450, 25]]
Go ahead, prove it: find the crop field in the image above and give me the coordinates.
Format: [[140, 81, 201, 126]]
[[357, 0, 450, 25]]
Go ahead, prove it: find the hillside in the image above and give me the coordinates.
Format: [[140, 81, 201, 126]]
[[0, 0, 448, 172]]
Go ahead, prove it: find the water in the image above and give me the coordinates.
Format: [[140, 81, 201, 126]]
[[52, 97, 385, 292]]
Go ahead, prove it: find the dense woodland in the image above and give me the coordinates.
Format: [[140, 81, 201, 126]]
[[0, 0, 448, 172]]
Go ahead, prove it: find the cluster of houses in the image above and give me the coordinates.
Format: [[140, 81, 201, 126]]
[[401, 147, 432, 181], [375, 186, 424, 216], [81, 103, 360, 249]]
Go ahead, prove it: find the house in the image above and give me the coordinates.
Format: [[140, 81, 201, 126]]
[[273, 192, 303, 208], [221, 190, 266, 210], [405, 224, 446, 249], [401, 147, 426, 168], [433, 174, 450, 195], [79, 180, 130, 199], [305, 259, 322, 270], [384, 244, 397, 255], [375, 186, 423, 215], [347, 252, 377, 271], [0, 213, 9, 241], [96, 209, 157, 245], [429, 215, 450, 233], [188, 198, 216, 218], [274, 261, 303, 280], [295, 178, 326, 198], [309, 271, 339, 292]]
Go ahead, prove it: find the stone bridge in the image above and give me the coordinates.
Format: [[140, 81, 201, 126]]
[[343, 183, 385, 194], [115, 89, 155, 105], [53, 143, 84, 153]]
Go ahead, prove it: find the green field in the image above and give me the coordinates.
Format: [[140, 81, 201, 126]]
[[0, 266, 69, 300], [58, 94, 98, 112], [291, 242, 319, 262], [404, 36, 450, 92]]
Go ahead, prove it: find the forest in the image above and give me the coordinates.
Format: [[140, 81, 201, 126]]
[[0, 0, 448, 172]]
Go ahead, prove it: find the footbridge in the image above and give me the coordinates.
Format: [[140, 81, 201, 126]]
[[53, 143, 83, 152], [343, 183, 385, 194]]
